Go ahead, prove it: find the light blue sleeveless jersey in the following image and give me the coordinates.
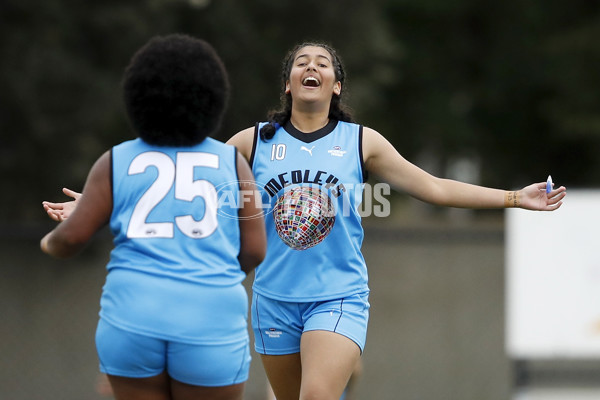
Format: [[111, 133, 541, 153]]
[[250, 120, 369, 301], [100, 137, 248, 344]]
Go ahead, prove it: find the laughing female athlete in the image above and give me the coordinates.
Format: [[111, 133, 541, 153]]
[[226, 42, 566, 400]]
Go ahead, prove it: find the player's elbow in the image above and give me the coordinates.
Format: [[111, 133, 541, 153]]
[[239, 248, 265, 274], [41, 232, 87, 259]]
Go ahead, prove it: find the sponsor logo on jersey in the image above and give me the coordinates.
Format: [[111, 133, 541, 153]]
[[265, 328, 283, 338], [328, 146, 346, 157], [300, 145, 315, 156]]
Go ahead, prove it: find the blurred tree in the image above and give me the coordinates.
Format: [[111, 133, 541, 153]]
[[1, 0, 599, 223], [0, 0, 397, 222], [378, 0, 600, 188], [1, 0, 173, 221]]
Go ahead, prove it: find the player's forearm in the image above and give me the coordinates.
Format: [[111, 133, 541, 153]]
[[238, 221, 266, 274], [426, 178, 508, 209]]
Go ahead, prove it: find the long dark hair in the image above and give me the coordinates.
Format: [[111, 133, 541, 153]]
[[260, 42, 355, 141]]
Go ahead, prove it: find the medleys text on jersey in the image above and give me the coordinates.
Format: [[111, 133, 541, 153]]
[[263, 169, 346, 198]]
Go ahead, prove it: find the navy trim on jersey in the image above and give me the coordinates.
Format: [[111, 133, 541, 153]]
[[109, 148, 114, 202], [358, 126, 368, 183], [249, 123, 259, 167], [233, 147, 239, 185], [233, 147, 241, 240], [283, 119, 338, 143]]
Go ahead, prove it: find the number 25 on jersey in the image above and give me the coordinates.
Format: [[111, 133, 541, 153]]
[[126, 151, 219, 239]]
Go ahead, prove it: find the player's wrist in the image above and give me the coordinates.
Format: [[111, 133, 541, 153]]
[[504, 190, 520, 208]]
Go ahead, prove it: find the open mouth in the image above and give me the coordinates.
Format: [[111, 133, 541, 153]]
[[302, 76, 320, 87]]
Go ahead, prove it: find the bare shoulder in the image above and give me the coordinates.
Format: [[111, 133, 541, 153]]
[[227, 127, 255, 161], [95, 150, 112, 169], [362, 126, 382, 141], [87, 150, 112, 183], [361, 126, 390, 162]]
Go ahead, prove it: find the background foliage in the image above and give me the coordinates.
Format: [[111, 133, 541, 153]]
[[2, 0, 599, 222]]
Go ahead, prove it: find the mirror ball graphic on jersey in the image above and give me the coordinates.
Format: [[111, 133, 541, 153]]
[[273, 186, 335, 250]]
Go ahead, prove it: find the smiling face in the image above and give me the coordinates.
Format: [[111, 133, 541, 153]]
[[285, 45, 342, 106]]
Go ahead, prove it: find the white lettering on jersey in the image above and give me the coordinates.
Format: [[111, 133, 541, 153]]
[[270, 144, 286, 161], [126, 151, 219, 239]]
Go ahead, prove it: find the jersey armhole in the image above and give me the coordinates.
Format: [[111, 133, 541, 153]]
[[109, 147, 114, 202], [108, 147, 115, 222], [358, 125, 368, 183], [233, 146, 241, 223], [233, 146, 239, 182], [248, 122, 260, 168]]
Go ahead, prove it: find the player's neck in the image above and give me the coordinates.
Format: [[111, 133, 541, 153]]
[[289, 109, 330, 133]]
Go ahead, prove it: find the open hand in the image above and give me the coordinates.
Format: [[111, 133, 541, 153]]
[[42, 188, 81, 222], [518, 182, 566, 211]]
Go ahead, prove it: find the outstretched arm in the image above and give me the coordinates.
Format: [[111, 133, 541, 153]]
[[41, 151, 112, 258], [362, 127, 566, 211]]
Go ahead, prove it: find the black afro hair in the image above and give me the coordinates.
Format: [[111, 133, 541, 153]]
[[122, 34, 230, 146]]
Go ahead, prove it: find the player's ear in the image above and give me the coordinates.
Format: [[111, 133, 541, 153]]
[[285, 81, 291, 94], [333, 81, 341, 96]]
